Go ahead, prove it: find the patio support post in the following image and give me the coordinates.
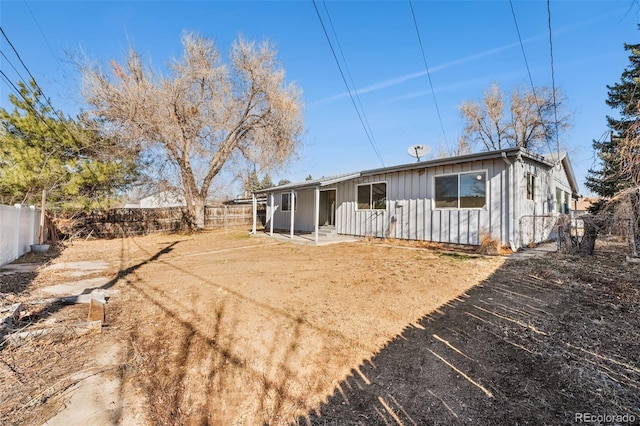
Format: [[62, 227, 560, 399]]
[[251, 193, 257, 234], [290, 190, 295, 239], [269, 193, 274, 236], [314, 187, 320, 243]]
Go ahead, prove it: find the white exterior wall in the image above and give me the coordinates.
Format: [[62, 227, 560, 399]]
[[552, 162, 574, 213], [517, 159, 558, 246], [267, 188, 317, 232], [0, 204, 41, 266], [263, 155, 573, 248], [336, 158, 512, 246]]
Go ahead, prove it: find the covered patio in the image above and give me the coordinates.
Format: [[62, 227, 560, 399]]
[[250, 173, 359, 243]]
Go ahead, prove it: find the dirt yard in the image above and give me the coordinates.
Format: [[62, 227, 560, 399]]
[[1, 228, 639, 425]]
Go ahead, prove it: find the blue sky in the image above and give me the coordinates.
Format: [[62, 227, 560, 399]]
[[1, 1, 638, 197]]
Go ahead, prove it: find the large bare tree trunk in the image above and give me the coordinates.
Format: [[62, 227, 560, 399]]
[[579, 215, 599, 256], [556, 214, 576, 254], [194, 197, 206, 230], [557, 214, 599, 256]]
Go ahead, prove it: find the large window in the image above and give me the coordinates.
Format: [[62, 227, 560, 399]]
[[282, 193, 296, 211], [435, 172, 487, 209], [357, 182, 386, 210]]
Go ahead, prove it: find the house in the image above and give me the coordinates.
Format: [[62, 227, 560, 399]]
[[251, 147, 579, 248], [573, 196, 601, 216], [138, 191, 186, 208]]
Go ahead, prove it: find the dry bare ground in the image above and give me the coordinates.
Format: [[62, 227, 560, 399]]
[[1, 227, 638, 425]]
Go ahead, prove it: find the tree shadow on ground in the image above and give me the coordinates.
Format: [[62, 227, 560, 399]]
[[300, 253, 640, 425], [0, 246, 63, 295], [111, 237, 316, 425], [1, 246, 66, 345]]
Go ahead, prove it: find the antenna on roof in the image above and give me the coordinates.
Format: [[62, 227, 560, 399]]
[[407, 144, 431, 162]]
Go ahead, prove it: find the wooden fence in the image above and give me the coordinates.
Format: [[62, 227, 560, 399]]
[[60, 205, 265, 238]]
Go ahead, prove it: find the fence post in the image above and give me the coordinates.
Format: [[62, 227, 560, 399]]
[[631, 218, 638, 258], [13, 204, 22, 259], [28, 206, 36, 247]]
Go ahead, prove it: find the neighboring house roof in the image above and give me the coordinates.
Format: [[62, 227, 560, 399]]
[[574, 196, 600, 212], [255, 147, 578, 195]]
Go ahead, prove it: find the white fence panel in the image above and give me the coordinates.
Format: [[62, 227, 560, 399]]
[[0, 204, 41, 267]]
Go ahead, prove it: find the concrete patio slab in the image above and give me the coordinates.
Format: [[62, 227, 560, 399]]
[[252, 230, 363, 246]]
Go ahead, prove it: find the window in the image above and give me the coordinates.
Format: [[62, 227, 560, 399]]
[[435, 172, 487, 209], [526, 173, 535, 201], [282, 193, 296, 211], [357, 182, 386, 210], [555, 187, 563, 213]]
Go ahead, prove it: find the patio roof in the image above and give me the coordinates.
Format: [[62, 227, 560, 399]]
[[253, 172, 361, 194]]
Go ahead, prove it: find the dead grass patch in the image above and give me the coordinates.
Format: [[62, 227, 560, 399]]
[[4, 230, 636, 424]]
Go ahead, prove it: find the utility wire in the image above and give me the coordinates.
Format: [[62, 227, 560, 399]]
[[508, 0, 556, 157], [0, 25, 83, 151], [23, 0, 63, 70], [321, 0, 382, 165], [547, 0, 561, 157], [0, 26, 62, 119], [409, 0, 449, 147], [311, 0, 385, 167], [0, 68, 65, 141], [1, 49, 30, 86]]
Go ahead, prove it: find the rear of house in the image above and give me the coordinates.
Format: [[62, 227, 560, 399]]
[[253, 147, 579, 248]]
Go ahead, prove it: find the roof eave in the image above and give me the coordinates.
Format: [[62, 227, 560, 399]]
[[253, 172, 361, 194]]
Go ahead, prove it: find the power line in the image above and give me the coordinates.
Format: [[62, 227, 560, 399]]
[[321, 0, 382, 165], [0, 49, 30, 85], [547, 0, 561, 156], [0, 26, 61, 117], [508, 0, 556, 157], [408, 0, 449, 148], [0, 68, 65, 143], [311, 0, 385, 167], [23, 0, 63, 70], [0, 25, 84, 152]]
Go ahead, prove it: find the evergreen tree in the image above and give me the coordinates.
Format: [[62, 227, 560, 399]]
[[0, 80, 139, 210], [261, 173, 274, 189], [586, 41, 640, 203], [244, 170, 262, 194]]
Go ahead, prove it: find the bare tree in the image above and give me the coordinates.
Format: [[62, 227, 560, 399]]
[[435, 136, 472, 159], [81, 32, 304, 228], [459, 83, 569, 153]]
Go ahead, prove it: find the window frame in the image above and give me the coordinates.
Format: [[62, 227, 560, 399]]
[[356, 181, 387, 211], [526, 172, 536, 201], [433, 170, 488, 210], [281, 192, 296, 212]]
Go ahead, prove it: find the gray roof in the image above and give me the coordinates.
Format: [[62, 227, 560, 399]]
[[254, 147, 578, 194], [253, 172, 360, 194], [543, 151, 580, 196]]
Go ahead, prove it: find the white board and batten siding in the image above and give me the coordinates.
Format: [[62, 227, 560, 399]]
[[260, 149, 577, 248], [266, 188, 318, 233], [335, 158, 511, 245]]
